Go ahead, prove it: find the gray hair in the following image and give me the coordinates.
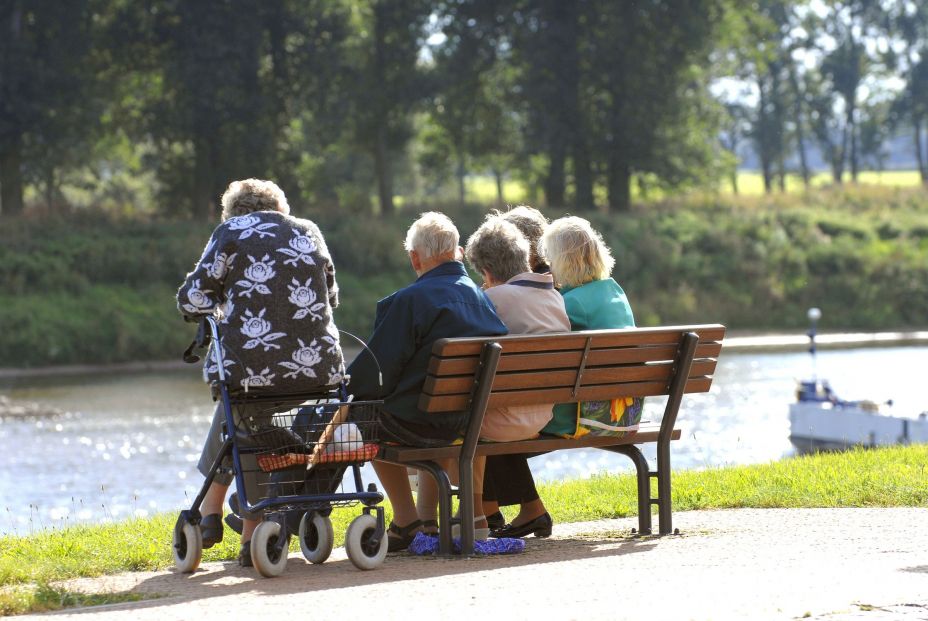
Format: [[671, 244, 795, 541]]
[[540, 216, 615, 288], [220, 178, 290, 221], [465, 216, 530, 283], [497, 205, 548, 270], [404, 212, 459, 259]]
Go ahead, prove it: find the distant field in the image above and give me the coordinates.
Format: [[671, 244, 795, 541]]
[[728, 170, 923, 196], [464, 170, 924, 205]]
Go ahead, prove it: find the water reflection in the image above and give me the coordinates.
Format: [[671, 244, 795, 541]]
[[1, 345, 924, 534]]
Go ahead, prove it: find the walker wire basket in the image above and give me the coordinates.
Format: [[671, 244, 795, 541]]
[[229, 397, 382, 510]]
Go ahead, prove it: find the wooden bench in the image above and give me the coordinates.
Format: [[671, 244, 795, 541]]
[[377, 323, 726, 555]]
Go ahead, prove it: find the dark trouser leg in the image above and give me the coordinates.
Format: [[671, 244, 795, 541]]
[[483, 453, 542, 506]]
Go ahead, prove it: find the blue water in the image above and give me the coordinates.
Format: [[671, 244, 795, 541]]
[[1, 345, 925, 535]]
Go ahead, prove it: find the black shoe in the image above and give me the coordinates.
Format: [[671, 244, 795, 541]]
[[386, 520, 423, 552], [224, 512, 243, 535], [199, 513, 223, 549], [490, 512, 553, 539], [238, 542, 253, 567], [486, 511, 505, 530]]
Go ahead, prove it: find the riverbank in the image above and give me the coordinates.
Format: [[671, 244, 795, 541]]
[[3, 329, 928, 381]]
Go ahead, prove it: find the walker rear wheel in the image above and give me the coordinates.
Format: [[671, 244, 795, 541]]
[[345, 513, 387, 570], [251, 521, 289, 578], [299, 512, 334, 564], [172, 520, 203, 573]]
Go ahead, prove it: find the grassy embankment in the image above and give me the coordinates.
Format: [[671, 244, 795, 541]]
[[2, 444, 928, 615], [2, 181, 927, 369]]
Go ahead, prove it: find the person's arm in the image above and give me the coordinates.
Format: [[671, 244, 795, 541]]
[[305, 220, 339, 309], [176, 224, 231, 318], [347, 293, 417, 400]]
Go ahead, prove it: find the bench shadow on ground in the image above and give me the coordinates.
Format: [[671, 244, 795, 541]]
[[56, 533, 661, 615]]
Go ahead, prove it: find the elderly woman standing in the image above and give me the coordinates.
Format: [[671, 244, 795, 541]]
[[177, 178, 344, 566], [489, 215, 637, 539], [415, 216, 569, 539]]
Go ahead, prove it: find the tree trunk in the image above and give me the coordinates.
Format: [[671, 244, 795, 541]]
[[607, 157, 631, 212], [849, 106, 859, 183], [456, 154, 466, 207], [914, 117, 926, 185], [544, 143, 566, 208], [493, 168, 504, 207], [788, 62, 810, 190], [373, 126, 394, 216], [730, 169, 739, 195], [0, 138, 24, 217]]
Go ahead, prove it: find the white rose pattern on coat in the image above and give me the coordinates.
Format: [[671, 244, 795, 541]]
[[227, 215, 277, 240], [241, 367, 276, 389], [236, 254, 276, 298], [287, 277, 325, 320], [240, 308, 286, 351], [205, 343, 236, 378], [206, 251, 237, 280], [327, 366, 344, 386], [181, 279, 215, 315], [277, 228, 317, 266], [278, 338, 323, 379]]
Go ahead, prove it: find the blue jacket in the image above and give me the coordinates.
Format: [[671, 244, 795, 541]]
[[347, 261, 507, 428]]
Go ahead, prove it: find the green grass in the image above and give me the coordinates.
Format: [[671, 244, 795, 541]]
[[0, 584, 146, 617]]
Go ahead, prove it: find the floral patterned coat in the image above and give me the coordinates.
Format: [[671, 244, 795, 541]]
[[177, 210, 345, 394]]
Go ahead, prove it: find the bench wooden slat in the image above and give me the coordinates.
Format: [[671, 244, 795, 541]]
[[421, 377, 713, 412], [427, 342, 723, 376], [423, 359, 718, 396], [378, 426, 682, 462], [429, 325, 726, 357]]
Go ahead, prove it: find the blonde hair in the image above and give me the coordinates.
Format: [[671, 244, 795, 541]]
[[540, 216, 615, 288], [220, 179, 290, 221], [404, 212, 459, 259]]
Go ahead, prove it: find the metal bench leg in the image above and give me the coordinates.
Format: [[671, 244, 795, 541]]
[[656, 440, 673, 535], [409, 460, 455, 556], [605, 445, 653, 535]]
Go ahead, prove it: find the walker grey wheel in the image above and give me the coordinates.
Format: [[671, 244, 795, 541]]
[[251, 521, 289, 577], [299, 512, 334, 564], [345, 513, 387, 570], [172, 521, 203, 573]]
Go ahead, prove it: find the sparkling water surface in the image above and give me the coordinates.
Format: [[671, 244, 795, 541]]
[[1, 345, 925, 534]]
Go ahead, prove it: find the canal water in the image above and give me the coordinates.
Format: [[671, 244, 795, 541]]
[[1, 344, 925, 535]]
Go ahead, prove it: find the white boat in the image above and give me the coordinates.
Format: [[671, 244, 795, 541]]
[[789, 379, 928, 452], [788, 308, 928, 453]]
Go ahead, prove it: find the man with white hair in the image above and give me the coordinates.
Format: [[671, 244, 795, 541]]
[[347, 211, 507, 552]]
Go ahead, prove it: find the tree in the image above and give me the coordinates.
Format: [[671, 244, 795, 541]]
[[585, 0, 729, 210], [349, 0, 431, 216], [0, 0, 95, 217], [888, 0, 928, 185]]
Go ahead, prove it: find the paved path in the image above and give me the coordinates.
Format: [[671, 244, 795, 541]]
[[27, 508, 928, 620]]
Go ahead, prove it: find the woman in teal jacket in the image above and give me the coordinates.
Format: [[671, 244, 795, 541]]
[[490, 216, 637, 539], [542, 216, 636, 437]]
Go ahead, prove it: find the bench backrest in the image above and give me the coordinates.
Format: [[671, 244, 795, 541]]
[[419, 324, 726, 413]]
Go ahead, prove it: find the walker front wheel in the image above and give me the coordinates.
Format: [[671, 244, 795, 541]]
[[345, 513, 387, 570], [251, 521, 289, 578], [172, 520, 203, 573], [299, 512, 334, 564]]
